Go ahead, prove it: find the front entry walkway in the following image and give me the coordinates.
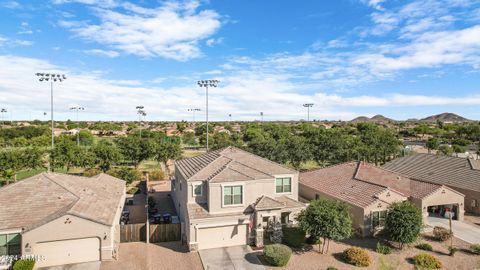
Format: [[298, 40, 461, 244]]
[[427, 216, 480, 244], [199, 245, 265, 270]]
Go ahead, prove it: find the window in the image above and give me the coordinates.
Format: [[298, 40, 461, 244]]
[[224, 186, 243, 206], [193, 184, 203, 196], [275, 177, 291, 193], [0, 233, 21, 256], [472, 199, 478, 208], [372, 211, 387, 229]]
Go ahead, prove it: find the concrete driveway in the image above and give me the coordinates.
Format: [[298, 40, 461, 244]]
[[37, 262, 100, 270], [428, 216, 480, 244], [199, 245, 265, 270]]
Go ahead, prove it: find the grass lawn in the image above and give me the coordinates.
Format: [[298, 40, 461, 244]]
[[182, 149, 206, 158]]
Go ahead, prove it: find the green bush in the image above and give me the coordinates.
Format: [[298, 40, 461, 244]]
[[127, 186, 139, 195], [471, 244, 480, 255], [376, 242, 392, 254], [343, 247, 371, 267], [415, 243, 433, 251], [83, 168, 102, 177], [305, 235, 321, 245], [413, 253, 442, 269], [107, 167, 142, 184], [13, 259, 35, 270], [149, 169, 165, 181], [263, 244, 292, 267], [326, 267, 338, 270], [433, 226, 452, 242], [448, 246, 459, 256], [282, 226, 306, 248]]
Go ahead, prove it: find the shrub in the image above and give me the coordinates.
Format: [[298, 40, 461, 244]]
[[263, 244, 292, 267], [107, 167, 142, 184], [343, 247, 371, 267], [376, 242, 392, 255], [448, 246, 459, 256], [83, 168, 101, 177], [305, 235, 321, 245], [282, 226, 306, 248], [433, 226, 452, 242], [149, 169, 165, 181], [326, 267, 338, 270], [13, 259, 35, 270], [384, 201, 422, 248], [415, 243, 433, 251], [127, 187, 139, 195], [471, 244, 480, 255], [413, 253, 442, 269]]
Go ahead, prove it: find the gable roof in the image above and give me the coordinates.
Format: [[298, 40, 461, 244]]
[[299, 161, 451, 208], [0, 173, 125, 231], [383, 154, 480, 192], [175, 146, 296, 182]]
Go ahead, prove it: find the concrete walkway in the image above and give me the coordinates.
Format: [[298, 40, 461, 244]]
[[199, 245, 265, 270], [427, 216, 480, 244]]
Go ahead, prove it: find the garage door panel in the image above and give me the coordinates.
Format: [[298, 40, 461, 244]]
[[197, 225, 247, 250], [34, 238, 100, 267]]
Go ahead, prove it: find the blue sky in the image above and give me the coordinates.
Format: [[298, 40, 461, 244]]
[[1, 0, 480, 121]]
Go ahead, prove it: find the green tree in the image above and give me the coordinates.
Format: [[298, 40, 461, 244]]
[[438, 145, 453, 156], [49, 136, 79, 172], [153, 140, 182, 176], [287, 136, 312, 169], [115, 136, 153, 168], [297, 199, 352, 254], [426, 138, 439, 154], [384, 201, 422, 249], [92, 140, 122, 172]]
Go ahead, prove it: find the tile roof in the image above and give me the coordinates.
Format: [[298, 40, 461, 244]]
[[383, 154, 480, 192], [187, 203, 253, 220], [175, 146, 296, 182], [299, 161, 448, 208], [0, 173, 125, 231], [253, 196, 285, 210]]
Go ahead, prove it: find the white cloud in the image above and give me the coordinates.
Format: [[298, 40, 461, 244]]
[[83, 49, 119, 58], [59, 1, 222, 61]]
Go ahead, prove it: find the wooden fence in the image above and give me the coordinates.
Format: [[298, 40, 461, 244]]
[[120, 223, 181, 243]]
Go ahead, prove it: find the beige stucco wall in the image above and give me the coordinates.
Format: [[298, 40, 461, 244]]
[[447, 186, 479, 215], [415, 187, 465, 222], [22, 214, 114, 262]]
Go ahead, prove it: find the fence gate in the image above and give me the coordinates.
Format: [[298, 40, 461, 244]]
[[120, 223, 181, 243]]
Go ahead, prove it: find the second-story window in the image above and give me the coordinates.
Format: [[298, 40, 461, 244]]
[[275, 177, 291, 193], [224, 186, 242, 205], [193, 184, 203, 196]]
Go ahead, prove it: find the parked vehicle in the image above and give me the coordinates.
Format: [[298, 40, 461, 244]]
[[162, 213, 172, 224], [149, 213, 163, 224]]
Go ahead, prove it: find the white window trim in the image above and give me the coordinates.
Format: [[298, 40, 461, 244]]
[[275, 176, 293, 194], [192, 182, 203, 197], [221, 183, 245, 208]]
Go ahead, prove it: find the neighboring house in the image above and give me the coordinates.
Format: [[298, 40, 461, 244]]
[[172, 146, 305, 250], [299, 162, 464, 237], [384, 154, 480, 214], [0, 173, 126, 268]]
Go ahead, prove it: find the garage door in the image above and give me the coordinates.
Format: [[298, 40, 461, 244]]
[[197, 224, 247, 250], [34, 238, 100, 267]]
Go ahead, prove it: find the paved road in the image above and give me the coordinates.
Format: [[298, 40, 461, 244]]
[[199, 245, 265, 270], [428, 216, 480, 244]]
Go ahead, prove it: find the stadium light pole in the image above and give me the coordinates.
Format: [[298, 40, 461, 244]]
[[197, 80, 219, 151], [303, 103, 314, 122], [229, 114, 232, 122], [188, 108, 201, 122], [260, 112, 264, 122], [36, 73, 66, 172], [0, 108, 6, 124], [70, 106, 85, 146], [136, 106, 146, 138]]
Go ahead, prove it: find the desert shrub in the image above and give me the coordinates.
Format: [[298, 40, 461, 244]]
[[326, 267, 338, 270], [13, 259, 35, 270], [127, 187, 139, 195], [263, 244, 292, 267], [83, 168, 101, 177], [149, 169, 165, 181], [282, 226, 306, 248], [471, 244, 480, 255], [413, 253, 442, 269], [433, 226, 452, 242], [415, 243, 433, 251], [448, 246, 459, 256], [343, 247, 371, 267], [107, 167, 142, 184], [376, 242, 392, 254]]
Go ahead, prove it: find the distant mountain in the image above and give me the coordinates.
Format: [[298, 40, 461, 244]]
[[420, 112, 471, 123], [350, 114, 396, 123]]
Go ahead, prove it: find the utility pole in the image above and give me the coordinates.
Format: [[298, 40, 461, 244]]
[[197, 80, 219, 151]]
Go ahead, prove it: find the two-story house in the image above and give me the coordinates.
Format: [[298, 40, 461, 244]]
[[172, 146, 305, 250]]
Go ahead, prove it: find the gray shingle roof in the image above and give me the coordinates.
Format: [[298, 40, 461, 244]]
[[383, 154, 480, 192], [0, 173, 125, 231], [175, 146, 296, 182]]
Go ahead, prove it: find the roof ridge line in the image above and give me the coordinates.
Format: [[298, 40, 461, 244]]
[[207, 158, 234, 181], [42, 173, 81, 201], [232, 159, 274, 177], [222, 162, 256, 180], [225, 146, 297, 174]]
